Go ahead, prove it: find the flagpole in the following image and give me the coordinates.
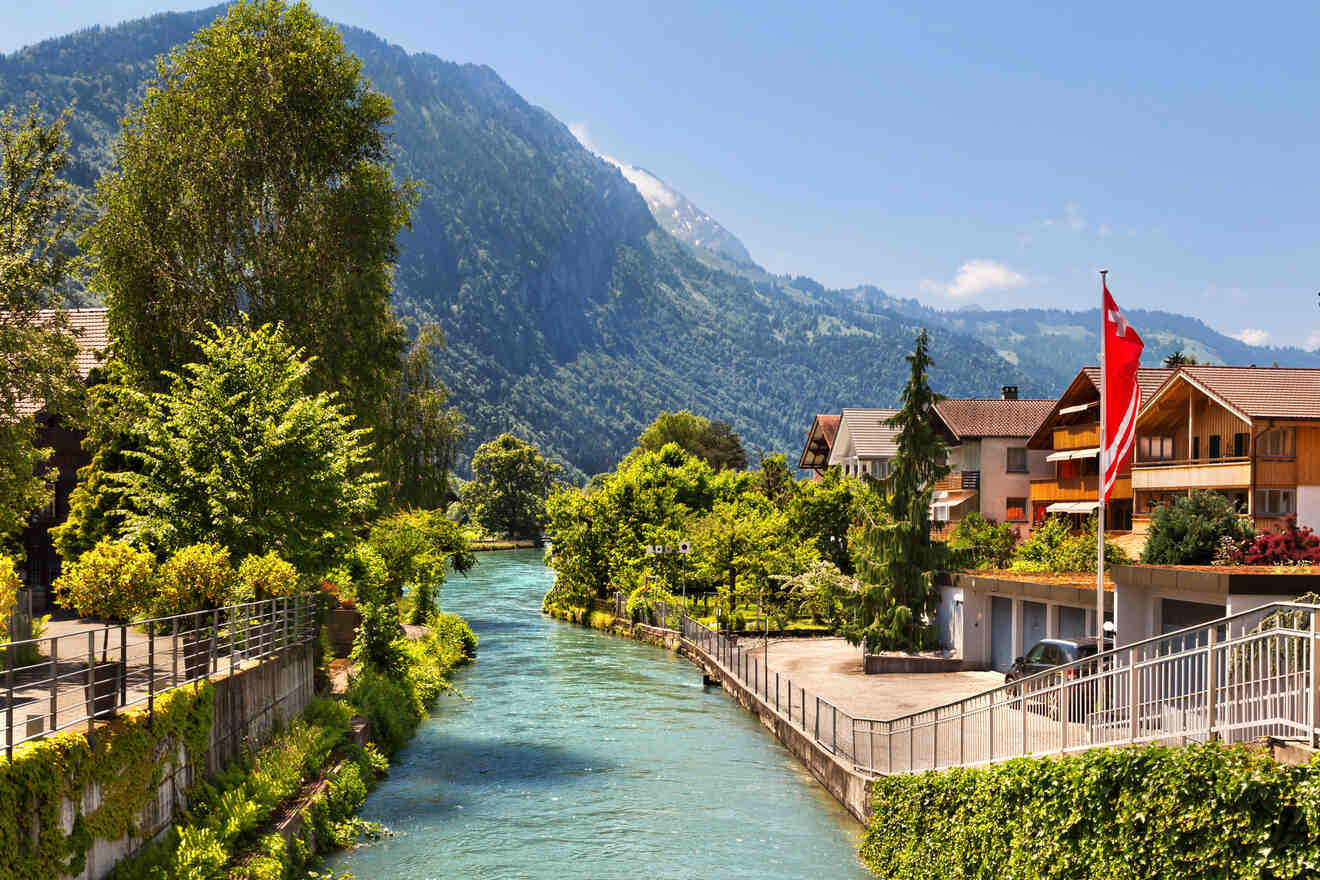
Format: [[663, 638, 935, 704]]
[[1097, 269, 1107, 643]]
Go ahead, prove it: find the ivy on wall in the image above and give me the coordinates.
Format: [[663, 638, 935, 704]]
[[0, 681, 213, 880], [862, 742, 1320, 880]]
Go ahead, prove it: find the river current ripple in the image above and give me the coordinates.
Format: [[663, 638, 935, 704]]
[[324, 549, 870, 880]]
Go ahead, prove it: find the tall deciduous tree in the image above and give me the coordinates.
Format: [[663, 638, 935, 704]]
[[379, 323, 466, 509], [635, 410, 748, 471], [81, 0, 414, 455], [846, 329, 948, 652], [461, 434, 561, 538], [114, 320, 379, 574], [0, 103, 82, 542]]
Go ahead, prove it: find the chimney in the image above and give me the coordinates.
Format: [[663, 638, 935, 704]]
[[1001, 385, 1019, 400]]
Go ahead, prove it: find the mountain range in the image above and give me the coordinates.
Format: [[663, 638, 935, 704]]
[[3, 6, 1316, 481]]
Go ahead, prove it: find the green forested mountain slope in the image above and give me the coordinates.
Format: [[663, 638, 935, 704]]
[[0, 7, 1040, 480], [8, 7, 1305, 482]]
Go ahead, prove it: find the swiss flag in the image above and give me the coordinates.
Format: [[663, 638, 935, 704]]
[[1101, 282, 1144, 501]]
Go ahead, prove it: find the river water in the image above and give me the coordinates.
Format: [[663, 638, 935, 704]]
[[324, 549, 870, 879]]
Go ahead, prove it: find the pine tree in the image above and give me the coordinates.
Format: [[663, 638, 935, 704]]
[[847, 329, 948, 652]]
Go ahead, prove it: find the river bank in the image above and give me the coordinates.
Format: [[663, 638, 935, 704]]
[[325, 549, 869, 879]]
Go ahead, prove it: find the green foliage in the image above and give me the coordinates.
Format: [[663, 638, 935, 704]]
[[236, 552, 300, 601], [634, 410, 748, 472], [53, 538, 155, 621], [152, 543, 237, 616], [364, 508, 475, 617], [947, 513, 1018, 569], [0, 681, 213, 880], [861, 742, 1320, 880], [461, 434, 562, 538], [112, 321, 380, 572], [1142, 490, 1256, 565], [429, 611, 478, 659], [625, 581, 680, 627], [80, 0, 414, 474], [1011, 516, 1130, 572], [773, 559, 857, 629], [0, 557, 17, 639], [328, 542, 390, 606], [846, 330, 947, 653], [786, 468, 855, 574], [350, 602, 407, 679], [0, 103, 83, 542]]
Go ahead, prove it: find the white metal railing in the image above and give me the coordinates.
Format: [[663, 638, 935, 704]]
[[0, 595, 319, 759], [681, 603, 1320, 775]]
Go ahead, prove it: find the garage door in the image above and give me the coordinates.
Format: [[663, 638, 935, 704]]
[[1059, 606, 1087, 639], [991, 596, 1014, 671], [1023, 601, 1047, 652]]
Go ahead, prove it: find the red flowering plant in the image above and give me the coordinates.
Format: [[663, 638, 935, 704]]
[[1238, 517, 1320, 566]]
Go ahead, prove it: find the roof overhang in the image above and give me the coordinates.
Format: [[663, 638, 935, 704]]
[[1140, 370, 1251, 426]]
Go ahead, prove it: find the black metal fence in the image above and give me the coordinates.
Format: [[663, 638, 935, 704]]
[[0, 595, 318, 758]]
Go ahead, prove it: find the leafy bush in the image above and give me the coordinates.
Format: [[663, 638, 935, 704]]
[[153, 542, 237, 616], [327, 542, 390, 606], [430, 612, 478, 659], [0, 555, 18, 638], [1010, 516, 1128, 572], [236, 552, 300, 600], [350, 601, 407, 679], [861, 741, 1320, 880], [626, 581, 680, 626], [947, 513, 1017, 569], [1241, 516, 1320, 565], [1141, 490, 1256, 565], [53, 538, 156, 622], [345, 666, 422, 757]]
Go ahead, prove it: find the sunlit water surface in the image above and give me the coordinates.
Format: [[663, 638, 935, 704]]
[[324, 549, 869, 879]]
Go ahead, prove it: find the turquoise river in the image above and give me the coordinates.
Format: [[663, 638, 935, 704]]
[[325, 549, 870, 879]]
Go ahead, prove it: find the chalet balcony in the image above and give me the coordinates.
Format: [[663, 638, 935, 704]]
[[1029, 473, 1131, 503], [1053, 423, 1099, 450], [1130, 456, 1251, 491], [933, 470, 980, 492]]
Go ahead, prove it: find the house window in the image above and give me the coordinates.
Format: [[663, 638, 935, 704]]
[[1208, 435, 1221, 459], [1258, 428, 1295, 458], [1233, 433, 1248, 457], [1006, 498, 1027, 522], [1138, 435, 1175, 461], [1192, 437, 1199, 460], [1255, 488, 1296, 515], [1006, 447, 1028, 473]]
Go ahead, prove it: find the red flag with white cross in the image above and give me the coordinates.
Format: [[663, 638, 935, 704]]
[[1101, 281, 1144, 501]]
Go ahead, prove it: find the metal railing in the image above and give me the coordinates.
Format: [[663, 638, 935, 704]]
[[681, 602, 1320, 775], [0, 594, 318, 758]]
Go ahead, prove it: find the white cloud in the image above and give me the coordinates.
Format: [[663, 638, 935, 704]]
[[1065, 203, 1087, 233], [1232, 328, 1270, 346], [1306, 330, 1320, 351], [925, 259, 1027, 299]]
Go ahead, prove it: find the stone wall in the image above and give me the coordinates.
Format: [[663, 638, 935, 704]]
[[61, 641, 316, 880]]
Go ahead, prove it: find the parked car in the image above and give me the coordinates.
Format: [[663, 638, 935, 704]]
[[1005, 637, 1112, 721]]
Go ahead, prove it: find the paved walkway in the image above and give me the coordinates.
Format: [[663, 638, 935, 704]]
[[732, 635, 1002, 720]]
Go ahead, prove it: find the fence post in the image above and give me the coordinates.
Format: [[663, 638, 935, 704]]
[[147, 623, 155, 728], [1129, 647, 1140, 742], [832, 704, 837, 754], [988, 697, 995, 762], [172, 617, 180, 688], [933, 710, 940, 768], [908, 718, 914, 770], [86, 631, 95, 738], [853, 720, 859, 770], [815, 695, 820, 741], [49, 637, 58, 734], [1206, 626, 1219, 740], [801, 687, 806, 728], [1059, 673, 1067, 753], [230, 607, 237, 677], [1021, 686, 1029, 756], [6, 645, 14, 760], [210, 609, 219, 674], [775, 672, 780, 713], [1311, 611, 1319, 748], [959, 706, 966, 766], [119, 623, 128, 708]]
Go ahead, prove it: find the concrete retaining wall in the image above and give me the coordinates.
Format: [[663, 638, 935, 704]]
[[682, 639, 873, 824], [61, 641, 316, 880], [863, 654, 963, 674]]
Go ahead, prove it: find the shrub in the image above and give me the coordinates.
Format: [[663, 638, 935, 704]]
[[1010, 516, 1128, 572], [345, 666, 422, 756], [430, 611, 478, 659], [236, 552, 300, 600], [861, 741, 1320, 879], [947, 513, 1017, 569], [0, 556, 18, 639], [626, 581, 679, 626], [154, 543, 237, 616], [327, 542, 389, 606], [1142, 490, 1256, 565], [54, 539, 156, 622], [350, 601, 407, 678], [1241, 516, 1320, 565]]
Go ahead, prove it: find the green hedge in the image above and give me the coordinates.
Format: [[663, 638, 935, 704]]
[[862, 742, 1320, 879]]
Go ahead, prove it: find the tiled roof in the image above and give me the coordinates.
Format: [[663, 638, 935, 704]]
[[798, 413, 841, 470], [934, 398, 1056, 439], [831, 408, 901, 461], [1081, 366, 1176, 402], [15, 308, 109, 417], [1155, 365, 1320, 420]]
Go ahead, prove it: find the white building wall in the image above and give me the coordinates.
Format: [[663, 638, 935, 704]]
[[1297, 485, 1320, 532]]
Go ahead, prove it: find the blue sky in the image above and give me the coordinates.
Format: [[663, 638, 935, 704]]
[[6, 1, 1320, 349]]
